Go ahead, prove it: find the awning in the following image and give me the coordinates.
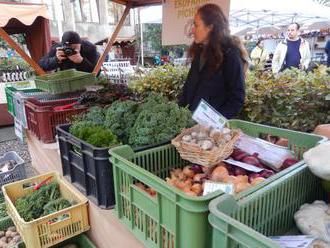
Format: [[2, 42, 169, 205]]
[[111, 0, 161, 8], [0, 3, 49, 27], [95, 36, 136, 46]]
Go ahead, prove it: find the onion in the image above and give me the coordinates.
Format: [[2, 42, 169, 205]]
[[241, 156, 260, 166], [191, 183, 203, 195], [251, 177, 265, 186], [211, 166, 229, 182], [233, 167, 247, 176], [235, 175, 249, 184], [281, 158, 299, 170], [234, 182, 251, 193], [248, 173, 261, 183], [231, 148, 248, 161], [190, 164, 203, 174], [183, 166, 195, 178], [193, 173, 207, 183], [259, 169, 275, 178]]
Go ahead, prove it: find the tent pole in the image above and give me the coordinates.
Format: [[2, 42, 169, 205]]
[[92, 2, 132, 75], [0, 27, 46, 75]]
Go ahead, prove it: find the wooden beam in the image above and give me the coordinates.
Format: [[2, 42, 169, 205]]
[[92, 2, 132, 75], [0, 27, 46, 75]]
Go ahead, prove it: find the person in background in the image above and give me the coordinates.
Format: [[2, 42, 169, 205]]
[[250, 38, 268, 67], [272, 23, 311, 74], [178, 4, 245, 119], [39, 31, 99, 73], [232, 35, 249, 78], [264, 53, 274, 71], [325, 39, 330, 67]]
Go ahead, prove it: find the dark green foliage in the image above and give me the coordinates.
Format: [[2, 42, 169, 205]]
[[15, 182, 66, 222], [105, 100, 140, 144], [43, 198, 72, 216]]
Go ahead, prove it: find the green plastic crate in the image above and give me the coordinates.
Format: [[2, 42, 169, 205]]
[[208, 165, 326, 248], [35, 69, 97, 94], [109, 119, 325, 248], [17, 234, 95, 248], [5, 87, 43, 116]]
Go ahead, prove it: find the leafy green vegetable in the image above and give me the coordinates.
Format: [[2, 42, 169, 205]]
[[43, 198, 72, 216], [69, 122, 120, 148], [105, 100, 140, 144], [72, 106, 105, 125], [129, 100, 194, 146], [15, 182, 64, 221]]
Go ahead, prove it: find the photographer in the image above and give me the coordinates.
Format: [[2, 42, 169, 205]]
[[39, 31, 99, 73]]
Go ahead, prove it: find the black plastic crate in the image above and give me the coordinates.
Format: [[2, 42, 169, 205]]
[[56, 124, 169, 209]]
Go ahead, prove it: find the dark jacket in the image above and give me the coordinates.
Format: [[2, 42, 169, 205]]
[[325, 40, 330, 66], [179, 47, 245, 119], [38, 40, 99, 73]]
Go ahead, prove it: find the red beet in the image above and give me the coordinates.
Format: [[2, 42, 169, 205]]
[[259, 169, 275, 178], [190, 164, 203, 174], [231, 149, 248, 161], [281, 158, 299, 170], [242, 155, 260, 166], [234, 167, 247, 176], [248, 173, 261, 183]]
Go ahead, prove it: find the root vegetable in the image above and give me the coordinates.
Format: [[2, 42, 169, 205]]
[[193, 173, 207, 183], [222, 127, 231, 135], [210, 129, 221, 139], [146, 188, 157, 197], [166, 177, 178, 187], [5, 231, 12, 238], [200, 140, 214, 150], [182, 135, 192, 142], [0, 231, 4, 238], [191, 184, 203, 195], [231, 149, 248, 161], [183, 166, 195, 178], [191, 132, 197, 138], [234, 182, 251, 193], [223, 175, 236, 183], [183, 187, 198, 196], [235, 175, 249, 184], [251, 177, 265, 186], [7, 227, 15, 233], [241, 156, 260, 166], [259, 169, 275, 178], [135, 183, 146, 191], [0, 236, 6, 242], [197, 132, 208, 140], [190, 164, 203, 174], [281, 158, 299, 170], [233, 167, 247, 176], [211, 166, 229, 182], [7, 237, 12, 243], [176, 179, 192, 190]]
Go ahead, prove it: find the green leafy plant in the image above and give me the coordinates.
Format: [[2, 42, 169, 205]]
[[129, 64, 189, 101], [240, 66, 330, 132]]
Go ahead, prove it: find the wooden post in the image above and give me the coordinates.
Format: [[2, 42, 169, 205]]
[[0, 27, 46, 75], [92, 2, 132, 75]]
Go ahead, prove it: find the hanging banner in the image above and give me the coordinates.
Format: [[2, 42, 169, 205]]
[[162, 0, 230, 45]]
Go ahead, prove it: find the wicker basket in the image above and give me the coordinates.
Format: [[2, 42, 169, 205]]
[[172, 125, 241, 166]]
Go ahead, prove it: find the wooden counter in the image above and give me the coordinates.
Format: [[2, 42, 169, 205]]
[[26, 131, 144, 248]]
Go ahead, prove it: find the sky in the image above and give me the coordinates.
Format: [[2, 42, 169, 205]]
[[140, 0, 330, 24]]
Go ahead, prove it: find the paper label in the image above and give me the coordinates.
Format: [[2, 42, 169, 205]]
[[14, 118, 24, 143], [203, 181, 234, 196], [270, 235, 315, 248], [192, 99, 227, 130], [224, 159, 263, 172], [326, 94, 330, 101]]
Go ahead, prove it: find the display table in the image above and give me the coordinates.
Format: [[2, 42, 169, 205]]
[[26, 131, 144, 248]]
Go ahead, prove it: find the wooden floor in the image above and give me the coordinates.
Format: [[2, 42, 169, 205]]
[[26, 131, 145, 248]]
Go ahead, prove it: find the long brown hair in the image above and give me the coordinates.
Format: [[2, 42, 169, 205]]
[[188, 4, 233, 76], [231, 35, 249, 78]]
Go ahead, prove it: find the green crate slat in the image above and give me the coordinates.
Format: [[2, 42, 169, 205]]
[[5, 86, 43, 116], [35, 69, 97, 94], [109, 119, 325, 248], [208, 165, 326, 248]]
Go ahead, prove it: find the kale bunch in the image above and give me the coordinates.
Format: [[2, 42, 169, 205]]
[[15, 182, 61, 221], [105, 100, 140, 144], [129, 101, 194, 146], [73, 106, 105, 125], [69, 121, 120, 148]]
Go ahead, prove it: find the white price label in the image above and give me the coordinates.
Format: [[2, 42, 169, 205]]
[[203, 181, 234, 196], [14, 118, 24, 142], [224, 159, 264, 173], [192, 99, 227, 130], [270, 236, 315, 248]]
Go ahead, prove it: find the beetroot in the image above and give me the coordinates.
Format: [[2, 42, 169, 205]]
[[248, 173, 261, 183], [231, 148, 248, 161], [234, 167, 247, 176], [223, 163, 235, 175], [259, 169, 275, 178], [190, 164, 203, 174], [241, 155, 260, 166], [281, 158, 299, 170]]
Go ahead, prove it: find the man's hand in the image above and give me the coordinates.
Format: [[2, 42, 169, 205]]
[[56, 48, 66, 63], [68, 51, 83, 64]]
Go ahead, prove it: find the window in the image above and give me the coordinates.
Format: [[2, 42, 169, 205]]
[[107, 1, 131, 26], [73, 0, 99, 23]]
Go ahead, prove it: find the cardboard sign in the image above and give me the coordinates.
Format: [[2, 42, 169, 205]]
[[162, 0, 230, 45], [192, 99, 227, 130], [270, 236, 315, 248]]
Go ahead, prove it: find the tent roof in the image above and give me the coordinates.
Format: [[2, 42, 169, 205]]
[[111, 0, 162, 8], [0, 2, 49, 27]]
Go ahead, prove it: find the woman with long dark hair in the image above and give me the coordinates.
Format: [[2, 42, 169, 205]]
[[179, 4, 245, 119]]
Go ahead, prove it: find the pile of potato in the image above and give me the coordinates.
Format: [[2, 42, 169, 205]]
[[0, 226, 21, 248]]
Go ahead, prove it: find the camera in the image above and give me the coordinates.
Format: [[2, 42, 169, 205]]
[[60, 43, 77, 56]]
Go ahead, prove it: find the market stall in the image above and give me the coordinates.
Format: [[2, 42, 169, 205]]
[[0, 2, 50, 126]]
